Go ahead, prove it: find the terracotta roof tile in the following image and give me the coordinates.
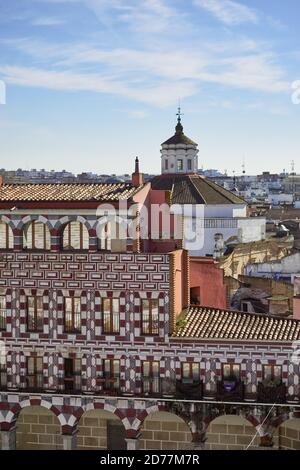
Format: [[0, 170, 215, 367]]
[[151, 174, 245, 205], [173, 306, 300, 342], [0, 183, 143, 202]]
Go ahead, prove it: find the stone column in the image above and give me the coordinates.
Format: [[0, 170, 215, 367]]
[[125, 438, 140, 450], [62, 432, 78, 450], [191, 432, 206, 451], [1, 426, 17, 450]]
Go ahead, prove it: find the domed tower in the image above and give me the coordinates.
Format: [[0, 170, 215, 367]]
[[161, 108, 199, 174]]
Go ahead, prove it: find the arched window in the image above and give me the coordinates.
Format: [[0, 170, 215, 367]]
[[63, 221, 89, 250], [23, 221, 51, 250], [0, 222, 13, 249]]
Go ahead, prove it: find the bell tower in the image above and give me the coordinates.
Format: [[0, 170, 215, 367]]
[[161, 108, 199, 174]]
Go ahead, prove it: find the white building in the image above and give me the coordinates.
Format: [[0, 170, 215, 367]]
[[152, 113, 266, 257]]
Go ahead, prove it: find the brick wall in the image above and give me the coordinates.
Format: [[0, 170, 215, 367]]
[[140, 412, 192, 450], [16, 407, 62, 450], [77, 410, 119, 449], [206, 415, 265, 450], [279, 420, 300, 450]]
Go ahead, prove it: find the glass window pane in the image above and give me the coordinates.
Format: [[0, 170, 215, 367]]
[[232, 365, 240, 379], [0, 296, 6, 310], [103, 298, 110, 314], [143, 362, 150, 377], [274, 366, 281, 378], [65, 297, 72, 313], [152, 362, 159, 376], [264, 365, 272, 380], [192, 364, 200, 381], [112, 298, 119, 313], [182, 363, 190, 379], [223, 364, 231, 378]]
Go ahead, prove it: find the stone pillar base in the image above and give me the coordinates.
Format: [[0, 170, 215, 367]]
[[1, 426, 17, 450], [62, 432, 77, 450], [125, 438, 140, 450]]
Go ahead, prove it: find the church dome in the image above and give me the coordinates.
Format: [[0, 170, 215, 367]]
[[162, 119, 197, 146]]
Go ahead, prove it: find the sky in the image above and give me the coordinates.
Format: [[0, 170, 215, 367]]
[[0, 0, 300, 175]]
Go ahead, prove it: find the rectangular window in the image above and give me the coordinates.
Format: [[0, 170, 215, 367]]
[[64, 358, 81, 392], [142, 299, 159, 335], [103, 298, 120, 334], [0, 296, 6, 330], [263, 365, 282, 382], [27, 296, 43, 332], [165, 160, 168, 170], [222, 363, 240, 380], [0, 354, 7, 390], [142, 361, 160, 395], [64, 297, 81, 333], [177, 159, 183, 171], [182, 362, 200, 384], [103, 359, 120, 391], [187, 159, 192, 171], [26, 356, 43, 390]]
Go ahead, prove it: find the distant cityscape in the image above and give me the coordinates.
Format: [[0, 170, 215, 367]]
[[1, 167, 299, 208]]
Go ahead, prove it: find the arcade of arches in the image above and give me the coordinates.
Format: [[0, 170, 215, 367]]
[[2, 406, 300, 450]]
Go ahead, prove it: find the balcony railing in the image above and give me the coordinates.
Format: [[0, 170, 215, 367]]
[[257, 382, 287, 404], [216, 380, 244, 402], [175, 379, 203, 400], [1, 377, 293, 404]]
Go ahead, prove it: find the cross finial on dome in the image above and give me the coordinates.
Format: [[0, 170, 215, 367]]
[[176, 105, 183, 123], [175, 106, 184, 134]]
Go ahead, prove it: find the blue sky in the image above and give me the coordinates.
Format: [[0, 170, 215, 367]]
[[0, 0, 299, 175]]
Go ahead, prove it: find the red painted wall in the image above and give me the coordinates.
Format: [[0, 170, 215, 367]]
[[293, 298, 300, 320], [190, 257, 227, 309]]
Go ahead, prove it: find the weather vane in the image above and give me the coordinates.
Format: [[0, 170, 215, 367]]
[[176, 104, 184, 123]]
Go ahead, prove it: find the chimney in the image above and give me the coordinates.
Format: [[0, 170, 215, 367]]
[[132, 157, 144, 187]]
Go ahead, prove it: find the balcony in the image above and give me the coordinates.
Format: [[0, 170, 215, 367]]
[[216, 379, 244, 402], [175, 379, 203, 400], [257, 381, 287, 404]]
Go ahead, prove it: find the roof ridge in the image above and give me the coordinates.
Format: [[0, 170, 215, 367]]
[[188, 174, 207, 204]]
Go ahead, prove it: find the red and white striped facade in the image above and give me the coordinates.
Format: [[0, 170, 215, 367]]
[[0, 204, 299, 450]]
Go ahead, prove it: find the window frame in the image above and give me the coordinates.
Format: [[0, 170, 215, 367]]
[[102, 359, 120, 391], [142, 360, 160, 395], [102, 298, 120, 334], [177, 159, 183, 171], [222, 363, 240, 381], [141, 298, 159, 336], [0, 295, 6, 331], [0, 222, 13, 250], [0, 354, 7, 390], [263, 364, 282, 382], [63, 221, 89, 251], [27, 296, 44, 333], [26, 356, 43, 390], [182, 362, 200, 384], [64, 297, 81, 333], [24, 221, 50, 251]]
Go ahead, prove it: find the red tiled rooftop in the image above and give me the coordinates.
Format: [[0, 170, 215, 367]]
[[0, 183, 144, 202], [172, 306, 300, 342]]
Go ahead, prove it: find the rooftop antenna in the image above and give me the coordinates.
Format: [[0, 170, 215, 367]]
[[242, 157, 246, 175]]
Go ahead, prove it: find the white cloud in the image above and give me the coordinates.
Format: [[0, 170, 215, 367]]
[[3, 37, 288, 95], [31, 16, 66, 26], [0, 65, 197, 107], [195, 0, 258, 25]]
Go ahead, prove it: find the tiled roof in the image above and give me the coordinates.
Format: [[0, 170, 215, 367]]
[[151, 174, 245, 205], [172, 306, 300, 342], [0, 183, 143, 202]]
